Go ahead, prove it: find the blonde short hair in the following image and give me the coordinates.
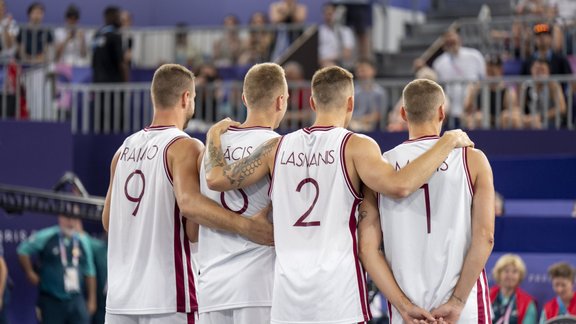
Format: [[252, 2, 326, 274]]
[[492, 254, 527, 284], [311, 66, 353, 110], [151, 64, 195, 109], [243, 63, 286, 109], [402, 79, 445, 124]]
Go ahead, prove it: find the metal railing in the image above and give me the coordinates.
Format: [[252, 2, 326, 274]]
[[2, 74, 575, 134]]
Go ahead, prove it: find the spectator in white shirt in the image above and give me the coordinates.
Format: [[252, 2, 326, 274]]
[[54, 4, 88, 66], [318, 2, 355, 69], [0, 0, 18, 61]]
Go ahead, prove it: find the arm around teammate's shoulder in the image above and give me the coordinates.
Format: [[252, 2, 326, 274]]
[[350, 130, 474, 199], [170, 137, 273, 246]]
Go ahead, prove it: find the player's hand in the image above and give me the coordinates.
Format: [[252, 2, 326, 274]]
[[27, 271, 40, 286], [430, 297, 464, 324], [400, 303, 437, 324], [245, 204, 274, 246], [443, 129, 474, 148], [208, 118, 241, 136]]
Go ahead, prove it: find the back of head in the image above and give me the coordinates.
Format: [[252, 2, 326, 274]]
[[151, 64, 195, 109], [548, 262, 575, 281], [243, 63, 286, 109], [104, 6, 120, 26], [402, 79, 445, 124], [65, 4, 80, 20], [27, 2, 44, 16], [311, 66, 353, 110]]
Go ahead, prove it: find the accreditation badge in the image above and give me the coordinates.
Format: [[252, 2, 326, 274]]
[[64, 267, 80, 293]]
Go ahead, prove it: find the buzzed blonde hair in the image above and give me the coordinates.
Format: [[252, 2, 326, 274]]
[[151, 64, 195, 109], [492, 253, 527, 284], [311, 66, 353, 109], [402, 79, 445, 124], [243, 63, 286, 109]]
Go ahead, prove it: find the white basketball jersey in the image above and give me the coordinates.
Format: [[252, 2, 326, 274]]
[[269, 126, 371, 324], [198, 126, 278, 312], [107, 125, 197, 315], [378, 136, 491, 324]]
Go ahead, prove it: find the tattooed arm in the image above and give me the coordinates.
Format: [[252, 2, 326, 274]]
[[205, 118, 280, 191]]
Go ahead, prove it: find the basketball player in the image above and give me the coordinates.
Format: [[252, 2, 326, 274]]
[[359, 79, 495, 324], [204, 66, 474, 324], [102, 64, 273, 324], [196, 63, 287, 324]]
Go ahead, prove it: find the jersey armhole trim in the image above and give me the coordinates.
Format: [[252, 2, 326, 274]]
[[268, 135, 285, 197], [164, 136, 189, 185], [340, 132, 362, 200], [463, 147, 474, 196]]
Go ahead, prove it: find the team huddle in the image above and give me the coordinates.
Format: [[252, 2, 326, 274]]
[[102, 63, 495, 324]]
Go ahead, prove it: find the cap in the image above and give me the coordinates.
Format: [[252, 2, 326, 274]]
[[533, 23, 551, 35]]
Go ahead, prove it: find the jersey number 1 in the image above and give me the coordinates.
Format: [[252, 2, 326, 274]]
[[420, 184, 431, 234]]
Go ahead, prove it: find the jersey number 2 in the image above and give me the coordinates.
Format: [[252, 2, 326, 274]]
[[420, 184, 431, 234], [293, 178, 320, 227]]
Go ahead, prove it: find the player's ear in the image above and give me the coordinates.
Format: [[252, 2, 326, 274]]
[[181, 90, 190, 108], [438, 104, 445, 122], [275, 94, 284, 112], [309, 96, 317, 112], [241, 93, 248, 107], [400, 106, 408, 122], [347, 96, 353, 112]]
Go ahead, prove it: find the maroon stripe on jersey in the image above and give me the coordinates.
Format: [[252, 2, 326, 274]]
[[340, 132, 362, 200], [387, 301, 392, 323], [482, 270, 493, 324], [268, 135, 285, 197], [174, 204, 186, 312], [144, 125, 176, 131], [164, 136, 188, 185], [403, 135, 440, 143], [228, 125, 272, 131], [462, 147, 474, 196], [477, 272, 487, 324], [181, 217, 198, 312], [303, 125, 335, 134], [187, 312, 195, 324], [349, 199, 372, 322]]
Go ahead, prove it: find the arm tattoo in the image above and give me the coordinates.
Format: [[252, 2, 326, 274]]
[[222, 138, 278, 188], [205, 140, 226, 172]]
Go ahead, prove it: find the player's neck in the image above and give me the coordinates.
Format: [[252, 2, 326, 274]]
[[150, 110, 182, 130], [407, 123, 440, 140], [312, 111, 347, 128], [242, 110, 276, 129]]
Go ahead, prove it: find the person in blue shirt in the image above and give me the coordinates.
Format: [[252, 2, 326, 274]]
[[17, 216, 96, 324]]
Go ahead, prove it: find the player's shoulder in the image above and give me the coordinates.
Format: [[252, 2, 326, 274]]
[[465, 147, 488, 161], [167, 136, 204, 158]]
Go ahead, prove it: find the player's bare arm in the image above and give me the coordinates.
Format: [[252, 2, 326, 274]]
[[170, 137, 273, 246], [349, 130, 474, 198], [358, 187, 436, 324], [102, 150, 121, 232], [205, 118, 279, 191], [431, 148, 495, 323]]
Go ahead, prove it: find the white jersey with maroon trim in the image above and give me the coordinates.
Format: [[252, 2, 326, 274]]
[[198, 126, 278, 312], [107, 126, 197, 315], [269, 126, 371, 324], [378, 136, 491, 324]]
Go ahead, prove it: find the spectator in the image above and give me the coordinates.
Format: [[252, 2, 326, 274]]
[[239, 11, 274, 65], [16, 2, 53, 64], [269, 0, 307, 44], [522, 23, 572, 76], [212, 14, 243, 68], [349, 58, 387, 132], [54, 4, 87, 66], [173, 23, 203, 69], [388, 58, 440, 132], [92, 6, 126, 83], [0, 242, 7, 324], [0, 0, 18, 61], [540, 262, 576, 322], [17, 216, 96, 324], [464, 55, 522, 129], [521, 59, 566, 129], [433, 29, 486, 128], [119, 10, 133, 68], [515, 0, 549, 16], [194, 63, 224, 125], [495, 191, 505, 217], [318, 2, 355, 69], [332, 0, 373, 61], [86, 233, 107, 324], [281, 61, 312, 128], [490, 254, 538, 324]]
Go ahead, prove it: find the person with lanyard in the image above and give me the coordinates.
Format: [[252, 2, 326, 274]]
[[490, 254, 538, 324], [540, 262, 576, 323], [17, 215, 96, 324]]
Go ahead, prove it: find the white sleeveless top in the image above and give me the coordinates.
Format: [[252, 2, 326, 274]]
[[107, 126, 197, 315], [198, 126, 278, 312], [270, 126, 371, 324]]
